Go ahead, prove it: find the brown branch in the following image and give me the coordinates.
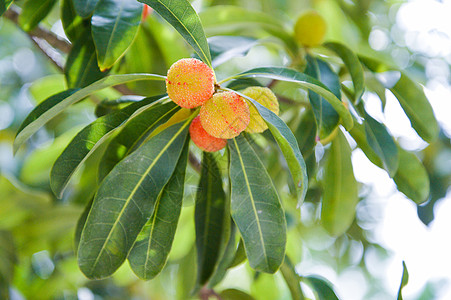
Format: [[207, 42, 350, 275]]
[[199, 286, 222, 300], [30, 37, 65, 71], [4, 6, 71, 54], [189, 151, 202, 173]]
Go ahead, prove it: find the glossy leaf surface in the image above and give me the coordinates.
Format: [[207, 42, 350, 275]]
[[128, 139, 189, 280], [78, 120, 190, 279], [19, 0, 56, 31], [229, 135, 286, 273], [74, 0, 100, 18]]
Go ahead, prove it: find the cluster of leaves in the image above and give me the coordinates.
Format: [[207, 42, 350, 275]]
[[1, 0, 445, 298]]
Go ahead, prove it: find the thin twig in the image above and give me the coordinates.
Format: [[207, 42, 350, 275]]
[[189, 151, 202, 173]]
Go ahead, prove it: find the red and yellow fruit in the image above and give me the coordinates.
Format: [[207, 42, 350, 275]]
[[189, 116, 227, 152], [166, 58, 215, 109], [243, 87, 279, 133], [200, 91, 250, 139], [294, 10, 327, 47]]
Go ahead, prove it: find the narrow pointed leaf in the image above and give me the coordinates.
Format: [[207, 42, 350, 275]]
[[228, 135, 286, 273], [364, 112, 399, 177], [51, 96, 172, 198], [303, 276, 339, 300], [228, 239, 246, 269], [14, 73, 165, 153], [208, 224, 237, 287], [224, 67, 353, 130], [77, 120, 190, 279], [92, 0, 143, 70], [305, 55, 341, 140], [325, 42, 365, 102], [321, 129, 358, 236], [280, 256, 304, 300], [128, 138, 189, 280], [65, 29, 107, 88], [349, 119, 383, 168], [61, 0, 85, 42], [98, 100, 179, 181], [393, 146, 430, 204], [195, 153, 230, 286], [139, 0, 212, 67], [390, 74, 439, 142], [294, 108, 316, 158], [73, 0, 100, 18], [397, 261, 409, 300], [19, 0, 56, 31], [231, 88, 307, 204]]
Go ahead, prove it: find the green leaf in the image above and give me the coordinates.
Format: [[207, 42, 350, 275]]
[[208, 224, 237, 288], [390, 74, 439, 142], [14, 73, 165, 153], [393, 146, 430, 204], [98, 100, 179, 181], [228, 135, 286, 273], [228, 239, 246, 269], [321, 129, 359, 236], [305, 55, 341, 140], [61, 0, 85, 42], [397, 261, 409, 300], [65, 29, 107, 88], [77, 119, 191, 279], [363, 111, 399, 177], [280, 256, 304, 300], [140, 0, 212, 68], [50, 96, 171, 198], [199, 5, 297, 56], [219, 289, 256, 300], [303, 276, 339, 300], [0, 230, 16, 300], [230, 88, 308, 205], [195, 152, 230, 286], [0, 0, 13, 17], [223, 67, 353, 131], [92, 0, 143, 71], [207, 36, 257, 68], [19, 0, 56, 31], [349, 119, 383, 169], [294, 108, 317, 159], [128, 138, 189, 280], [73, 0, 99, 18], [325, 42, 365, 102], [74, 198, 93, 254]]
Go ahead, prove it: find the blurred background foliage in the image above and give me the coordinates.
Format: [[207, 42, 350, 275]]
[[1, 0, 451, 299]]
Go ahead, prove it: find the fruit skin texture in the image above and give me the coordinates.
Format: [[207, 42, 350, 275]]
[[200, 91, 250, 139], [166, 58, 215, 109], [189, 116, 227, 152], [294, 10, 327, 47], [243, 87, 279, 133]]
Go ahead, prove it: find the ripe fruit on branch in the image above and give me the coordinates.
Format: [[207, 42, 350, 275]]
[[166, 58, 215, 109], [243, 87, 279, 133], [200, 91, 250, 139], [189, 116, 227, 152], [294, 10, 327, 47]]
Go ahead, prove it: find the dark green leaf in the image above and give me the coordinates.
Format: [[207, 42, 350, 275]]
[[65, 29, 107, 88], [73, 0, 99, 18], [365, 72, 387, 110], [280, 256, 304, 300], [223, 67, 353, 130], [92, 0, 143, 70], [294, 108, 317, 159], [364, 112, 399, 177], [128, 138, 189, 280], [228, 239, 246, 269], [305, 55, 341, 140], [230, 88, 307, 205], [0, 0, 13, 17], [74, 198, 93, 254], [195, 153, 230, 286], [61, 0, 85, 42], [393, 146, 430, 204], [19, 0, 56, 31], [397, 261, 409, 300], [321, 129, 358, 236], [208, 224, 237, 287], [349, 119, 383, 169], [325, 42, 365, 102], [219, 289, 256, 300], [98, 100, 179, 181], [140, 0, 212, 68], [228, 135, 286, 273], [14, 73, 165, 153], [303, 276, 339, 300], [390, 74, 439, 142], [50, 96, 171, 198], [77, 119, 191, 279]]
